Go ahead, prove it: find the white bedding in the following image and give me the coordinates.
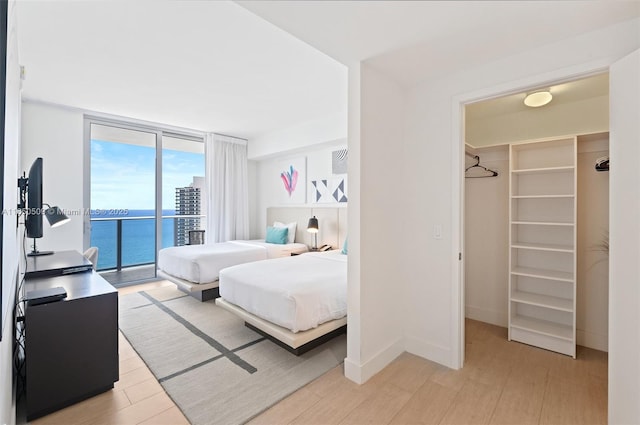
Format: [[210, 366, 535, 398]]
[[157, 240, 307, 284], [219, 251, 347, 333]]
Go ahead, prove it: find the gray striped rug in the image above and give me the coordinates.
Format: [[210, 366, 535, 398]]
[[119, 286, 346, 425]]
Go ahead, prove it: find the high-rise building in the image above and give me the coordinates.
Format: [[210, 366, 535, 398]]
[[174, 179, 202, 246]]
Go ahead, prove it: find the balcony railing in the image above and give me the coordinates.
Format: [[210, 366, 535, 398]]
[[90, 214, 205, 272]]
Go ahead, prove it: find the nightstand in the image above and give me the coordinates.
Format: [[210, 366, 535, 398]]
[[291, 248, 316, 256]]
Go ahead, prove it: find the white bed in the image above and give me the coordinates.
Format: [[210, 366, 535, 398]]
[[216, 250, 347, 354], [157, 240, 308, 300]]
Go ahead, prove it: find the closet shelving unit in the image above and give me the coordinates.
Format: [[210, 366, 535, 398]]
[[508, 137, 577, 357]]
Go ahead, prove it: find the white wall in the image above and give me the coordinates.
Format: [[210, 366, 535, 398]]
[[401, 70, 461, 367], [21, 101, 84, 253], [464, 146, 509, 327], [247, 107, 348, 240], [1, 1, 20, 423], [252, 142, 347, 240], [248, 111, 346, 160], [345, 62, 362, 380], [0, 320, 15, 425], [351, 17, 639, 380], [344, 63, 406, 383], [467, 94, 609, 147], [576, 135, 609, 351], [609, 48, 640, 425]]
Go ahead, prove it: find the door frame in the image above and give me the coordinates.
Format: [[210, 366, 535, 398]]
[[450, 60, 614, 369]]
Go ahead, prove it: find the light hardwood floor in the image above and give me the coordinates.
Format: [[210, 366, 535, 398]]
[[30, 281, 607, 424], [251, 319, 607, 425]]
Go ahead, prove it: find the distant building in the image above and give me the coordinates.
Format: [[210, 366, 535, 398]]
[[174, 177, 204, 246]]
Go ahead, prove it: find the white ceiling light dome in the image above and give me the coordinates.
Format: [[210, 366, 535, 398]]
[[524, 91, 553, 107]]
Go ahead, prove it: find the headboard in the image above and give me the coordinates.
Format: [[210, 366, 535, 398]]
[[266, 207, 347, 249]]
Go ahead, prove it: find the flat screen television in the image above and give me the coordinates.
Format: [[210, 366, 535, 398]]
[[25, 157, 43, 239]]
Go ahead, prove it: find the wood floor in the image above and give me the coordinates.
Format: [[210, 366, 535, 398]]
[[29, 281, 607, 424], [251, 319, 607, 425], [99, 264, 157, 286]]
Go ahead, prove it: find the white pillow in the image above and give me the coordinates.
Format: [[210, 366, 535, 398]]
[[273, 221, 296, 244]]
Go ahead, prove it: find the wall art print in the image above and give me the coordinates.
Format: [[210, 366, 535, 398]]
[[309, 177, 348, 203], [332, 148, 348, 174], [278, 157, 306, 204]]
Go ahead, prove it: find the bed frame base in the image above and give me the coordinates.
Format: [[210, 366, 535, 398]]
[[245, 322, 346, 356], [157, 269, 219, 302], [215, 298, 347, 355], [177, 285, 219, 301]]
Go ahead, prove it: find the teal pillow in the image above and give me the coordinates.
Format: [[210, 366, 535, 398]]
[[266, 226, 288, 244], [341, 237, 348, 254]]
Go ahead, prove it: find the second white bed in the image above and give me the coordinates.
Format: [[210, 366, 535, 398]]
[[219, 250, 347, 333]]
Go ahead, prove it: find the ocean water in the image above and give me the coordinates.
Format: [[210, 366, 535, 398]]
[[90, 209, 189, 270]]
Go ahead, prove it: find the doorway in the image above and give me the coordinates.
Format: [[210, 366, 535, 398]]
[[461, 72, 610, 360], [450, 48, 640, 423]]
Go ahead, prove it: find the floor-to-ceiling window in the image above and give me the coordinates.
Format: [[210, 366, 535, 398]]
[[85, 119, 204, 286], [162, 135, 206, 247]]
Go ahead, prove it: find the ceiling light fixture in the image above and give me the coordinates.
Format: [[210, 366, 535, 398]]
[[524, 90, 553, 107]]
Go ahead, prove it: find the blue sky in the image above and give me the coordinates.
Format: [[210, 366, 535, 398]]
[[91, 140, 204, 210]]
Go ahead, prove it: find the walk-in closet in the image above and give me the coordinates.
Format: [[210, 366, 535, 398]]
[[463, 73, 610, 357]]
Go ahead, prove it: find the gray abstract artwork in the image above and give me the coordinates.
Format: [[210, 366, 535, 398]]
[[332, 149, 348, 174]]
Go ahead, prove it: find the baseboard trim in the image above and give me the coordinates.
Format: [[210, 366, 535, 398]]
[[465, 306, 507, 328], [577, 329, 608, 352], [405, 335, 454, 369], [343, 337, 404, 384]]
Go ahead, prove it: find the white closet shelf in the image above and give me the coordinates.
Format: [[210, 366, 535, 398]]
[[511, 166, 575, 175], [511, 242, 574, 253], [509, 137, 577, 357], [511, 266, 574, 282], [511, 316, 573, 341], [511, 220, 574, 226], [511, 194, 575, 199], [511, 291, 573, 312]]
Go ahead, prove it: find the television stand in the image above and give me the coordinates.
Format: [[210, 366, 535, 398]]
[[24, 256, 118, 420]]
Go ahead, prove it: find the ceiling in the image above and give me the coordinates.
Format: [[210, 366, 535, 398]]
[[16, 1, 347, 139], [16, 1, 639, 143], [239, 1, 639, 87], [463, 71, 610, 148], [466, 72, 610, 121]]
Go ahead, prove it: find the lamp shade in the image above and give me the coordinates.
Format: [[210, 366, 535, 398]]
[[307, 216, 319, 233], [45, 206, 70, 228]]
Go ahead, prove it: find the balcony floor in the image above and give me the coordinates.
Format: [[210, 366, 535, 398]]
[[99, 264, 158, 287]]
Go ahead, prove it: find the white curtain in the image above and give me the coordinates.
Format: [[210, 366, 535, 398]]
[[205, 133, 250, 243]]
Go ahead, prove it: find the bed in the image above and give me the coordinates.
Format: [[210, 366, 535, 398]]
[[215, 250, 347, 354], [157, 239, 308, 301]]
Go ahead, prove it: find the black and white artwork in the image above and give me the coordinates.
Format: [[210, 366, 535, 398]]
[[309, 178, 348, 203]]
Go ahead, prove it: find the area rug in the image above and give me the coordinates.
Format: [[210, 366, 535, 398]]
[[119, 286, 346, 425]]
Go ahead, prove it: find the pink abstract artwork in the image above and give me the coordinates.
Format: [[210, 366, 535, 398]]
[[280, 165, 299, 197]]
